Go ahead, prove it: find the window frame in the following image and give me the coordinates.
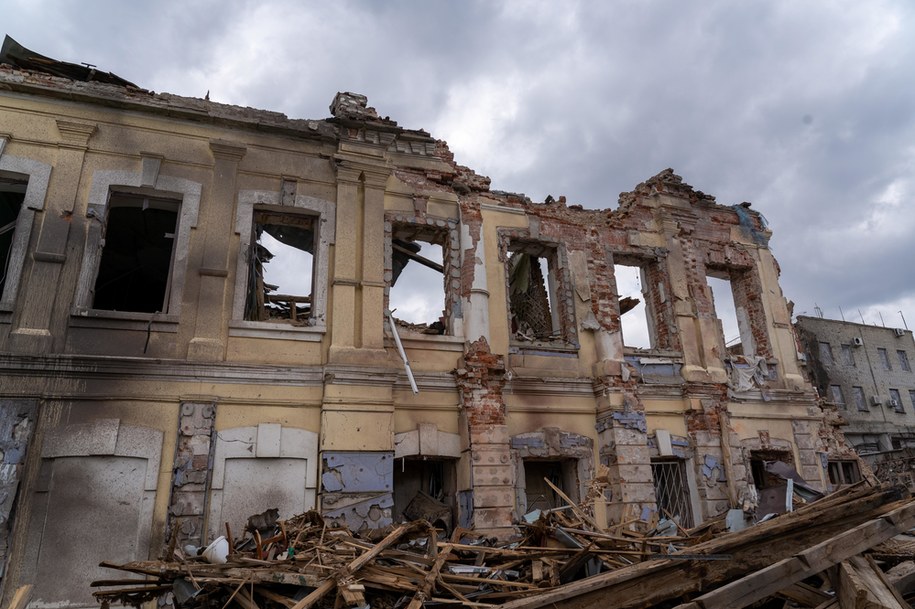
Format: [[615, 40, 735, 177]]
[[898, 350, 911, 372], [840, 344, 855, 367], [818, 341, 834, 366], [852, 386, 868, 412], [74, 169, 201, 320], [890, 388, 903, 413], [231, 190, 334, 337], [829, 384, 845, 409], [0, 142, 52, 312], [878, 347, 892, 371]]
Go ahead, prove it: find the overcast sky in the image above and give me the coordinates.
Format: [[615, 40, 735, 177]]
[[5, 0, 915, 334]]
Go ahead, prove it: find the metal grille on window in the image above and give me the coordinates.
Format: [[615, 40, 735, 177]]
[[651, 459, 694, 528]]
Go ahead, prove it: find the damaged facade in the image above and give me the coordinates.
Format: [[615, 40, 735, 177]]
[[0, 38, 857, 608]]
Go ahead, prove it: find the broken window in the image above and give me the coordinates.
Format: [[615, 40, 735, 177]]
[[890, 388, 903, 413], [898, 350, 911, 372], [93, 193, 179, 313], [614, 263, 652, 349], [829, 384, 845, 409], [507, 242, 569, 343], [387, 223, 449, 334], [706, 274, 743, 355], [827, 460, 861, 486], [841, 344, 855, 367], [650, 458, 694, 528], [523, 460, 578, 512], [0, 175, 26, 298], [245, 210, 315, 324], [706, 268, 770, 358], [852, 386, 868, 411], [878, 348, 892, 371], [393, 458, 455, 532]]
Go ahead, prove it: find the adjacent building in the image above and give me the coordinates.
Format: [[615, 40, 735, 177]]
[[796, 316, 915, 484], [0, 37, 857, 608]]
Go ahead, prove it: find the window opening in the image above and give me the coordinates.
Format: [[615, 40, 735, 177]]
[[829, 385, 845, 409], [878, 348, 892, 370], [389, 226, 446, 334], [393, 458, 455, 531], [524, 460, 577, 512], [841, 344, 855, 367], [890, 388, 903, 413], [818, 342, 834, 365], [615, 264, 651, 349], [828, 460, 861, 486], [650, 459, 694, 527], [706, 274, 744, 355], [898, 350, 911, 372], [245, 210, 314, 324], [93, 193, 178, 313], [0, 176, 26, 297], [508, 243, 562, 342], [852, 386, 868, 411]]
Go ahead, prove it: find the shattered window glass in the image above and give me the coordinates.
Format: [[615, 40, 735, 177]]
[[890, 388, 903, 413], [0, 177, 26, 297], [389, 231, 446, 335], [245, 210, 314, 324], [93, 193, 178, 313]]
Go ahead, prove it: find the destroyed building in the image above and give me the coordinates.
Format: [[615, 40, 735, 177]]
[[796, 315, 915, 486], [0, 37, 858, 608]]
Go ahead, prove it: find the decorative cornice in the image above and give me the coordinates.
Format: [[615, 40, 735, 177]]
[[55, 119, 96, 149], [209, 140, 247, 161]]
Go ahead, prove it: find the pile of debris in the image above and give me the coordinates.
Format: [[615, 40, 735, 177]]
[[91, 483, 915, 609]]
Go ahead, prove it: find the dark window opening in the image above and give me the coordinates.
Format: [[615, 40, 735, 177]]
[[651, 458, 694, 527], [615, 263, 652, 349], [508, 242, 563, 343], [878, 348, 892, 371], [93, 193, 178, 313], [898, 350, 911, 372], [0, 176, 27, 297], [852, 386, 868, 411], [818, 342, 834, 365], [393, 458, 455, 532], [389, 225, 447, 334], [523, 459, 578, 512], [828, 460, 861, 486], [245, 210, 315, 324]]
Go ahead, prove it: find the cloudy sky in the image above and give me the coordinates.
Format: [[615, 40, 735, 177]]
[[5, 0, 915, 335]]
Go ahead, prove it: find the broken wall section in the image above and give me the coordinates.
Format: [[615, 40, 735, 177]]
[[0, 399, 36, 582]]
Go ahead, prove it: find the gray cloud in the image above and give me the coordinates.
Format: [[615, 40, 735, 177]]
[[4, 0, 914, 327]]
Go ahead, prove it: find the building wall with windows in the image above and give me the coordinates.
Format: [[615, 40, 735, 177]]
[[796, 316, 915, 453], [0, 56, 857, 608]]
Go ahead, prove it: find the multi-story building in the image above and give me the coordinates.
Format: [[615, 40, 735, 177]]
[[0, 38, 856, 608], [795, 315, 915, 482]]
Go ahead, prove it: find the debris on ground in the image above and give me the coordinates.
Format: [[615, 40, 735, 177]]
[[92, 482, 915, 609]]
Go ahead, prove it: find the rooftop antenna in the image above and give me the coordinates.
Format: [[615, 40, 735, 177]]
[[879, 311, 886, 327], [901, 311, 909, 330], [838, 305, 846, 322], [814, 304, 823, 318], [858, 309, 866, 324]]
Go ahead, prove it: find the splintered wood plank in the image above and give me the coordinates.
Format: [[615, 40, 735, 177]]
[[777, 582, 833, 607], [837, 556, 907, 609]]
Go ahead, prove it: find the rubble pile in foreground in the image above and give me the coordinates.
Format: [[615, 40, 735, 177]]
[[88, 483, 915, 609]]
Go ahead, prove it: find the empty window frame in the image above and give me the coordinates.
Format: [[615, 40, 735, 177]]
[[827, 460, 861, 486], [909, 390, 915, 409], [614, 263, 652, 349], [890, 388, 903, 413], [818, 342, 834, 366], [650, 458, 694, 528], [393, 458, 456, 532], [506, 241, 572, 344], [878, 348, 892, 371], [898, 350, 911, 372], [387, 223, 452, 335], [829, 384, 845, 409], [0, 176, 26, 299], [244, 210, 315, 324], [92, 193, 179, 313], [841, 344, 855, 367], [705, 268, 769, 358], [523, 460, 579, 512], [852, 386, 868, 412]]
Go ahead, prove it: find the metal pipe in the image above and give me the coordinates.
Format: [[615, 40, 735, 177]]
[[387, 310, 419, 394]]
